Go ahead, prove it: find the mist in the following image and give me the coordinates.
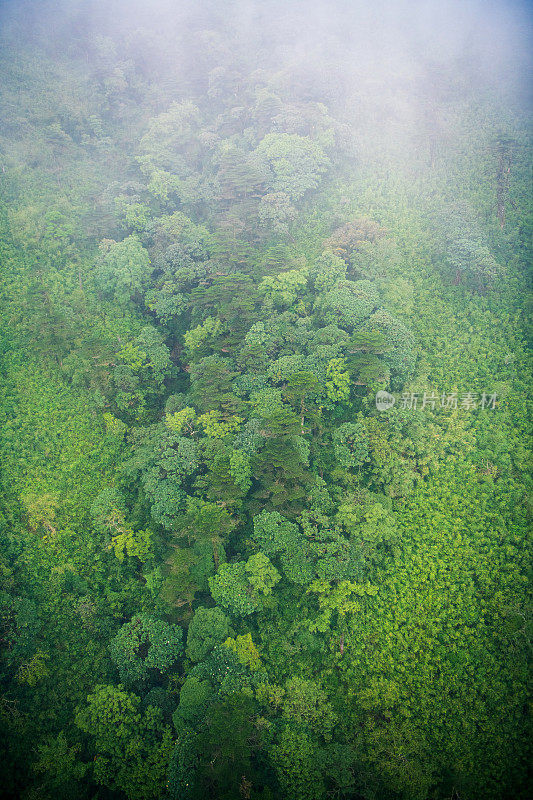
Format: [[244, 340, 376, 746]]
[[1, 0, 531, 99], [0, 2, 531, 800]]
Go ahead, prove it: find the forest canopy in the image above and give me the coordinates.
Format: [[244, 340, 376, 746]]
[[0, 1, 531, 799]]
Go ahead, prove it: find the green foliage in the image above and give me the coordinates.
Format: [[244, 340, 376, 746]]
[[0, 8, 530, 800], [183, 316, 221, 356], [325, 357, 350, 402], [173, 675, 213, 726], [197, 409, 243, 438], [95, 235, 152, 304], [259, 269, 309, 309], [175, 496, 236, 555], [333, 422, 371, 469], [245, 551, 281, 594], [438, 201, 505, 291], [317, 279, 377, 329], [229, 448, 252, 492], [208, 561, 259, 616], [164, 406, 196, 434], [223, 633, 262, 671], [145, 280, 186, 322], [252, 510, 314, 584], [33, 731, 87, 795], [185, 606, 230, 663], [337, 469, 531, 798], [181, 692, 264, 800], [123, 425, 198, 529], [109, 614, 183, 685], [271, 726, 326, 800], [254, 132, 330, 200], [258, 191, 297, 234], [310, 251, 347, 292], [138, 100, 202, 178], [91, 487, 153, 562], [75, 684, 173, 799], [281, 677, 336, 740]]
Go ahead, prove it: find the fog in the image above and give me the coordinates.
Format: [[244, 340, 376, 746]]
[[0, 3, 531, 799], [1, 0, 531, 108]]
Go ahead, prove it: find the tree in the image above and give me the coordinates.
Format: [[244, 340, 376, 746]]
[[208, 561, 259, 616], [259, 269, 309, 309], [182, 693, 265, 800], [186, 606, 230, 663], [216, 146, 265, 202], [316, 279, 378, 330], [197, 409, 244, 439], [344, 328, 390, 385], [165, 406, 196, 435], [253, 133, 329, 200], [271, 726, 326, 800], [188, 355, 239, 413], [299, 508, 360, 582], [109, 614, 183, 685], [123, 425, 198, 530], [175, 496, 236, 565], [145, 281, 186, 323], [282, 370, 323, 433], [437, 200, 504, 291], [251, 435, 313, 516], [325, 357, 350, 402], [252, 393, 302, 438], [366, 309, 416, 384], [335, 498, 397, 568], [33, 731, 87, 798], [90, 487, 153, 562], [282, 677, 336, 741], [333, 422, 370, 470], [323, 217, 388, 269], [252, 510, 314, 585], [194, 439, 250, 507], [310, 251, 347, 292], [229, 448, 252, 493], [173, 675, 213, 727], [258, 191, 297, 235], [75, 684, 173, 800], [223, 633, 262, 671], [138, 100, 202, 179], [94, 235, 151, 304], [245, 552, 281, 595]]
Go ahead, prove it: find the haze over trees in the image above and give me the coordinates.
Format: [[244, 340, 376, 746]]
[[0, 1, 531, 799]]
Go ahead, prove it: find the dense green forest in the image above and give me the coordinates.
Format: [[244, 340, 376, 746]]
[[0, 1, 531, 798]]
